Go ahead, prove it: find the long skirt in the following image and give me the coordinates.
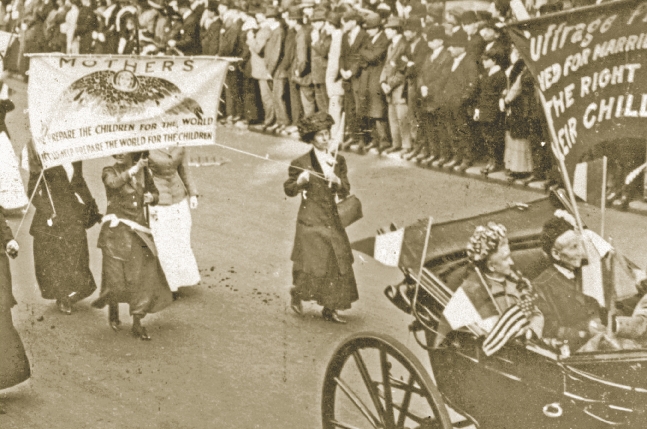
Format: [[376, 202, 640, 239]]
[[504, 131, 534, 174], [292, 253, 359, 311], [33, 226, 97, 302], [0, 132, 28, 210], [96, 232, 172, 316], [149, 198, 200, 292], [0, 308, 30, 390]]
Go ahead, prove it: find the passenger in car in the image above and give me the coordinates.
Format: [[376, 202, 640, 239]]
[[440, 222, 544, 343], [533, 210, 605, 352]]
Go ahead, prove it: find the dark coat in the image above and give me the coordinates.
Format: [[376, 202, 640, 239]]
[[505, 62, 544, 140], [284, 150, 353, 278], [440, 54, 479, 116], [310, 29, 331, 85], [403, 36, 428, 105], [0, 99, 15, 138], [97, 164, 159, 262], [75, 5, 97, 54], [465, 32, 486, 61], [0, 208, 15, 310], [175, 11, 202, 55], [291, 24, 312, 86], [474, 67, 506, 122], [417, 48, 452, 113], [200, 17, 222, 55], [276, 27, 296, 79], [339, 27, 369, 80], [357, 31, 389, 118], [534, 264, 602, 351], [264, 24, 284, 78], [218, 18, 242, 57]]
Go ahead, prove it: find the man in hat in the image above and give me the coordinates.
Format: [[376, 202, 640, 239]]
[[168, 0, 202, 55], [460, 10, 485, 60], [439, 30, 478, 172], [263, 6, 288, 133], [356, 12, 389, 153], [248, 6, 281, 131], [290, 4, 315, 119], [399, 17, 427, 160], [324, 11, 344, 137], [415, 25, 451, 167], [218, 1, 245, 124], [379, 16, 409, 155], [339, 10, 368, 150], [479, 18, 510, 70], [281, 6, 304, 129], [534, 210, 604, 352], [310, 7, 331, 114], [201, 0, 222, 55]]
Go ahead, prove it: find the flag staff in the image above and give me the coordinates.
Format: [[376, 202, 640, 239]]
[[600, 156, 607, 238]]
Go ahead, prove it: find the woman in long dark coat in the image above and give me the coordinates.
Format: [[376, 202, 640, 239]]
[[284, 112, 359, 323], [92, 153, 172, 340], [27, 158, 102, 315], [0, 207, 30, 407]]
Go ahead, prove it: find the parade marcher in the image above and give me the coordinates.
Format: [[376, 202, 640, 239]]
[[438, 222, 544, 351], [284, 112, 358, 324], [92, 152, 173, 340], [534, 210, 605, 352], [27, 152, 102, 315], [0, 206, 30, 411], [0, 83, 27, 212], [147, 148, 201, 297]]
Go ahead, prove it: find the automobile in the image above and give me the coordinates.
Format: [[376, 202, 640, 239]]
[[322, 190, 647, 429]]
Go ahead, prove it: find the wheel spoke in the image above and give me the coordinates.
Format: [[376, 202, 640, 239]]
[[391, 401, 434, 425], [334, 376, 381, 428], [396, 374, 415, 428], [352, 350, 386, 425], [389, 376, 426, 396], [379, 349, 396, 428], [329, 419, 364, 429]]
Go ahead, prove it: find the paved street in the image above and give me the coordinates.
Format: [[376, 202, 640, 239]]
[[3, 79, 647, 428]]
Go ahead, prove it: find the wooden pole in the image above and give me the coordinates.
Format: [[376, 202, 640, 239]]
[[600, 156, 607, 238]]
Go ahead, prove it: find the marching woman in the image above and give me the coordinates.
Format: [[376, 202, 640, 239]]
[[92, 152, 172, 340], [284, 112, 358, 324], [147, 148, 201, 299], [0, 82, 28, 212], [0, 206, 30, 411], [27, 145, 102, 315]]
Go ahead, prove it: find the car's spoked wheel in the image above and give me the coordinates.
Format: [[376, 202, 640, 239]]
[[322, 332, 452, 429]]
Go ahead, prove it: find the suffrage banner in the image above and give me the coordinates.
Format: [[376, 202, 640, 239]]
[[28, 55, 229, 169], [507, 0, 647, 176]]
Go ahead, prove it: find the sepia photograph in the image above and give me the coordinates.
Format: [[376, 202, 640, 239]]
[[2, 0, 647, 427]]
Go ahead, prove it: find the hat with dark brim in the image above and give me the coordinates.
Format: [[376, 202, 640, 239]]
[[326, 11, 341, 26], [425, 25, 446, 41], [403, 17, 422, 32], [363, 12, 381, 30], [311, 7, 327, 22], [298, 112, 335, 142], [461, 10, 477, 25]]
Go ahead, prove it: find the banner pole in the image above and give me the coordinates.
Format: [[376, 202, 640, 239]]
[[538, 91, 585, 235], [14, 170, 43, 236], [600, 156, 607, 238]]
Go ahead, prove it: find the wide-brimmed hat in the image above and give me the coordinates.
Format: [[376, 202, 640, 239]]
[[311, 7, 326, 21], [287, 5, 302, 19], [326, 11, 341, 26], [363, 12, 381, 29], [460, 10, 477, 25], [342, 9, 362, 24], [298, 112, 335, 142]]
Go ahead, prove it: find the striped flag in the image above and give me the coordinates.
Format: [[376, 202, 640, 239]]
[[572, 157, 606, 207], [482, 304, 530, 356]]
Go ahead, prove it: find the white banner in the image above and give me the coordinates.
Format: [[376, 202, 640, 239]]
[[28, 55, 229, 168]]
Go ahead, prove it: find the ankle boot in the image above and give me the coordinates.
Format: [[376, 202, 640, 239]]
[[109, 304, 120, 331], [132, 315, 151, 340]]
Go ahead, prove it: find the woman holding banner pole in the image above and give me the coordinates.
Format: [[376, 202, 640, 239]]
[[27, 145, 102, 315], [147, 147, 201, 299], [92, 152, 172, 340]]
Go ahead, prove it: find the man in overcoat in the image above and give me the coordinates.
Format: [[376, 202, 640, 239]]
[[218, 2, 244, 122], [310, 8, 331, 114]]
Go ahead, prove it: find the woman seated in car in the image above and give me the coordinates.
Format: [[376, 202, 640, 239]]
[[438, 222, 544, 348]]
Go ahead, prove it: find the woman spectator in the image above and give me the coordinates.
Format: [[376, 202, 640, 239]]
[[147, 148, 201, 298], [0, 206, 29, 412], [92, 152, 172, 340], [502, 45, 536, 182], [27, 150, 102, 315], [284, 112, 358, 324]]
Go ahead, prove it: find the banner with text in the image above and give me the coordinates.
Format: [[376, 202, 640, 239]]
[[28, 55, 229, 168], [507, 0, 647, 176]]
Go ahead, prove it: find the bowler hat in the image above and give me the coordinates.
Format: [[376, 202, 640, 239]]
[[425, 25, 446, 41], [460, 10, 477, 25], [287, 6, 301, 19], [207, 0, 219, 12], [311, 7, 326, 21], [403, 17, 421, 32], [342, 9, 362, 24], [384, 16, 402, 29], [265, 5, 279, 17], [326, 11, 341, 27], [363, 12, 381, 29], [448, 30, 468, 47], [476, 10, 492, 21]]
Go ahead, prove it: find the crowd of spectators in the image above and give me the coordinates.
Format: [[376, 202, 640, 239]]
[[1, 0, 638, 199]]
